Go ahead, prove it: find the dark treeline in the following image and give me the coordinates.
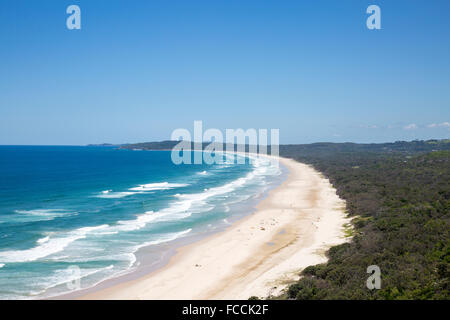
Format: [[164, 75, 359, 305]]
[[278, 140, 449, 299], [122, 139, 450, 155]]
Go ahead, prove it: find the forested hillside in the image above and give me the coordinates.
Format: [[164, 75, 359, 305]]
[[279, 142, 449, 299]]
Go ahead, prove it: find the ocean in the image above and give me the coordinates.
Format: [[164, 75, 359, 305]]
[[0, 146, 283, 299]]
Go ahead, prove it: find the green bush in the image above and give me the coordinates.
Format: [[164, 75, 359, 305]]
[[279, 141, 449, 300]]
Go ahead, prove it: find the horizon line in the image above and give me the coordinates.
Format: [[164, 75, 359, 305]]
[[0, 138, 449, 147]]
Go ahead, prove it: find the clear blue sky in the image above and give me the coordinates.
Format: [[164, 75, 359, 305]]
[[1, 0, 449, 145]]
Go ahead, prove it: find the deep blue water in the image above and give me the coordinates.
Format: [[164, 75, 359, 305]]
[[0, 146, 281, 299]]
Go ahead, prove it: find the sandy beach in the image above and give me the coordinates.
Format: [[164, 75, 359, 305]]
[[78, 156, 351, 300]]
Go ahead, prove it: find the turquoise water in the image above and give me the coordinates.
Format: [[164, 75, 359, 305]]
[[0, 146, 282, 299]]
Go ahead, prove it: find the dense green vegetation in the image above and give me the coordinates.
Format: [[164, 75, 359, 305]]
[[279, 141, 449, 300]]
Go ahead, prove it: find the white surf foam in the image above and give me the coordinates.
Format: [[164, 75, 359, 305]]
[[22, 155, 280, 263], [95, 182, 188, 198], [11, 209, 75, 222], [133, 229, 192, 252], [114, 154, 280, 227], [0, 225, 108, 263], [113, 211, 157, 232], [108, 176, 252, 231], [37, 236, 50, 244], [15, 209, 67, 216], [40, 227, 188, 298], [30, 264, 115, 297], [129, 182, 188, 192], [95, 191, 135, 198]]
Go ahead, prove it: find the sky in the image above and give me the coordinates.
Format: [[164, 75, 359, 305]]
[[1, 0, 449, 145]]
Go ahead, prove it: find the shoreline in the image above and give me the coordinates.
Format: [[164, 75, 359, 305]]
[[73, 155, 351, 299], [51, 152, 286, 300]]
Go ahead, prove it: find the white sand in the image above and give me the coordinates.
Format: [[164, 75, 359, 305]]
[[80, 156, 351, 300]]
